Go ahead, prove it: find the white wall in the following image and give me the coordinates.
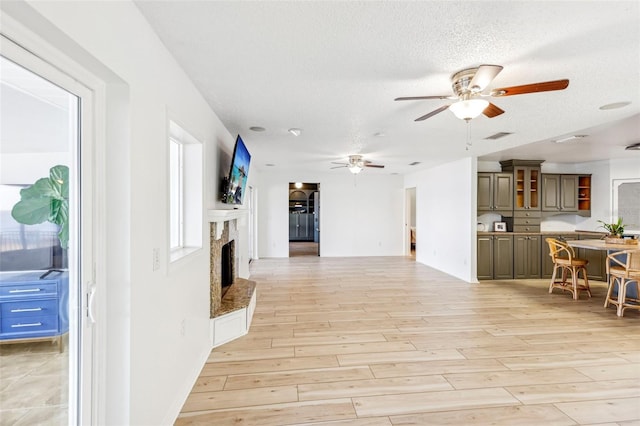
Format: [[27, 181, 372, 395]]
[[2, 1, 235, 424], [257, 171, 405, 258], [576, 158, 640, 231], [405, 157, 476, 282]]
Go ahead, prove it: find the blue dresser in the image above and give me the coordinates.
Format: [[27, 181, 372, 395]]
[[0, 271, 69, 350]]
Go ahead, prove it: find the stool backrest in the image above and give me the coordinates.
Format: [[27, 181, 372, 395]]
[[546, 238, 576, 262], [607, 250, 640, 276]]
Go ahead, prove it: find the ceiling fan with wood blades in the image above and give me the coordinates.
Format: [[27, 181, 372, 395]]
[[395, 64, 569, 122], [331, 155, 385, 174]]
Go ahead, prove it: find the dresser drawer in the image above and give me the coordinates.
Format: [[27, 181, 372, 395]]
[[1, 315, 58, 338], [0, 282, 58, 299], [1, 299, 58, 318]]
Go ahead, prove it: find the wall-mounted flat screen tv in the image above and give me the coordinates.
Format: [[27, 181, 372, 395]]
[[222, 135, 251, 205]]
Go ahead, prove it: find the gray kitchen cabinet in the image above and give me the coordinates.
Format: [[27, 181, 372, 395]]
[[477, 234, 513, 280], [542, 174, 578, 213], [514, 234, 541, 279], [477, 172, 513, 215], [289, 213, 313, 241], [500, 160, 543, 212]]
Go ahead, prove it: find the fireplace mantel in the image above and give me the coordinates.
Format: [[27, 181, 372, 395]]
[[207, 209, 248, 240]]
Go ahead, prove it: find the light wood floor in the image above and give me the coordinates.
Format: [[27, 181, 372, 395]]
[[289, 242, 319, 257], [176, 256, 640, 425]]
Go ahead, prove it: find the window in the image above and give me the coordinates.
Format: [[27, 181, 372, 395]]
[[169, 120, 203, 262], [613, 179, 640, 234]]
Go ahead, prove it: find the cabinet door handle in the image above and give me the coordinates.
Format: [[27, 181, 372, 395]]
[[9, 288, 41, 293], [11, 322, 42, 328], [10, 307, 43, 313]]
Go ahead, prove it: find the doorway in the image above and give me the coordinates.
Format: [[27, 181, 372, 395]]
[[405, 187, 416, 257], [288, 182, 320, 257], [1, 37, 96, 424]]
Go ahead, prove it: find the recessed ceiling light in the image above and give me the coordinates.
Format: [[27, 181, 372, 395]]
[[250, 126, 266, 132], [265, 163, 275, 167], [288, 128, 301, 136], [374, 132, 385, 137], [599, 101, 631, 110], [294, 182, 303, 188], [409, 161, 421, 166], [554, 135, 588, 144]]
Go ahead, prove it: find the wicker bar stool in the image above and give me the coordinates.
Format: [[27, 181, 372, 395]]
[[605, 250, 640, 316], [545, 238, 591, 300]]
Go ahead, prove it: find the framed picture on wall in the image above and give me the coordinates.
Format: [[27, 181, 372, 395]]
[[494, 222, 507, 232]]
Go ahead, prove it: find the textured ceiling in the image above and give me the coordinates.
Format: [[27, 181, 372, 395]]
[[134, 1, 640, 174]]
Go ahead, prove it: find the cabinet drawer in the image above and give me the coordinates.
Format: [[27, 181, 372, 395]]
[[0, 283, 58, 299], [1, 314, 58, 337], [1, 299, 58, 318], [514, 217, 541, 226], [514, 225, 541, 233], [514, 211, 541, 218]]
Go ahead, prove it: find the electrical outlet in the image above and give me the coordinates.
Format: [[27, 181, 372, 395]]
[[153, 248, 160, 271]]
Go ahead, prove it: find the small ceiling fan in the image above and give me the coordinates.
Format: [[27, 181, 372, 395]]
[[331, 155, 385, 174], [395, 64, 569, 121]]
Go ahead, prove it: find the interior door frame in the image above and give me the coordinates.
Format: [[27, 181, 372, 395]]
[[405, 187, 416, 256], [1, 14, 107, 425]]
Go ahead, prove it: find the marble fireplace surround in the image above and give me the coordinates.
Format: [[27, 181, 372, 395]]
[[208, 209, 256, 347]]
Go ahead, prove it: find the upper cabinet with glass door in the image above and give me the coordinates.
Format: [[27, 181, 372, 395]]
[[500, 160, 543, 211]]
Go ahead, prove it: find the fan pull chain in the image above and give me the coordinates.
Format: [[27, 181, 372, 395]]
[[466, 120, 472, 151]]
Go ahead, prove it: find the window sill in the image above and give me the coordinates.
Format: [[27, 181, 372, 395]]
[[170, 246, 201, 263]]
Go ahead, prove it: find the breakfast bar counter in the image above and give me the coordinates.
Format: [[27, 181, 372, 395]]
[[567, 239, 640, 251]]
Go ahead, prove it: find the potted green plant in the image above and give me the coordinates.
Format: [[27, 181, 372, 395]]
[[11, 165, 69, 250], [598, 217, 627, 244]]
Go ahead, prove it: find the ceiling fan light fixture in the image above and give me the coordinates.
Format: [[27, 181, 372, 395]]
[[449, 98, 489, 120], [348, 164, 362, 174]]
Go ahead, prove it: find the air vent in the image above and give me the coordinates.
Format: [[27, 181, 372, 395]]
[[626, 142, 640, 151], [484, 132, 513, 140], [409, 161, 421, 166]]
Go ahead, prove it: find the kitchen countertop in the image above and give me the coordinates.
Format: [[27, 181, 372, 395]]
[[477, 230, 608, 236]]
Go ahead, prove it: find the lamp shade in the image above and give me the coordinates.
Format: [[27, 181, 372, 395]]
[[449, 98, 489, 120], [348, 165, 362, 174]]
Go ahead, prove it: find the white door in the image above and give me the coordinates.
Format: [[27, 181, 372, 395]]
[[1, 36, 97, 424]]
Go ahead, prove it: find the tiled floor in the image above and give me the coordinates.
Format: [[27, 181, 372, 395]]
[[0, 338, 68, 425], [177, 255, 640, 425]]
